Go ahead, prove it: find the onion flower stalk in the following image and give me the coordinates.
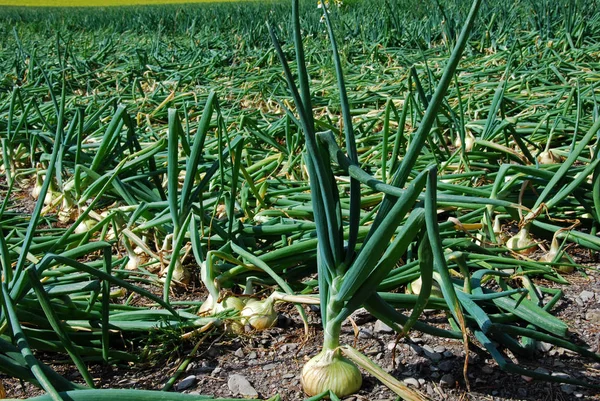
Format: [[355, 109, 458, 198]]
[[269, 0, 481, 396]]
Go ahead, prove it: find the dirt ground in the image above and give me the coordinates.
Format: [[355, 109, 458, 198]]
[[2, 263, 600, 401]]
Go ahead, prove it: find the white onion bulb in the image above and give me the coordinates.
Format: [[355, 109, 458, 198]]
[[301, 349, 362, 397], [241, 297, 277, 330]]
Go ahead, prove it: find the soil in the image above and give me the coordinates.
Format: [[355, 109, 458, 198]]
[[2, 266, 600, 401]]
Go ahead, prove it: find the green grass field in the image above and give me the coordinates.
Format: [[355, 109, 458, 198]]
[[0, 0, 246, 6]]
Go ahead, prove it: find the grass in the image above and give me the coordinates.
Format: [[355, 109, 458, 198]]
[[0, 0, 255, 7]]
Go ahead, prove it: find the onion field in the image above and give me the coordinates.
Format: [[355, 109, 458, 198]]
[[1, 0, 600, 399]]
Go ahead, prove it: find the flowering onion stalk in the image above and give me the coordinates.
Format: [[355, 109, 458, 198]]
[[269, 0, 481, 396]]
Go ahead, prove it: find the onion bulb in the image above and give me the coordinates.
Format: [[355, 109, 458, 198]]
[[492, 217, 508, 245], [506, 228, 537, 255], [537, 150, 561, 164], [31, 174, 55, 205], [301, 349, 362, 397], [74, 218, 96, 234], [126, 254, 141, 270], [31, 174, 43, 200], [407, 276, 443, 298], [58, 197, 76, 223], [241, 296, 277, 330], [170, 260, 191, 285], [540, 237, 573, 273], [454, 131, 476, 152], [200, 294, 246, 315], [200, 294, 246, 334]]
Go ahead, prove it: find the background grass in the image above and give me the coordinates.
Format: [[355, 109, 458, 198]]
[[0, 0, 254, 7]]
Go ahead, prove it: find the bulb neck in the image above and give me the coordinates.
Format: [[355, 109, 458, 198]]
[[323, 306, 342, 351]]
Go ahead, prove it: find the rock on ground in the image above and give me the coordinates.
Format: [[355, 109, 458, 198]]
[[227, 374, 259, 398]]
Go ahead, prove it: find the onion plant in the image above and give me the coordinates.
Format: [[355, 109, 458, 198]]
[[267, 0, 482, 396]]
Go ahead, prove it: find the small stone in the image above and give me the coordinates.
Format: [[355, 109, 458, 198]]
[[585, 310, 600, 324], [198, 363, 214, 373], [282, 373, 295, 379], [410, 337, 424, 344], [409, 344, 423, 355], [575, 393, 584, 398], [418, 378, 425, 385], [433, 345, 446, 353], [350, 308, 374, 325], [580, 290, 595, 302], [440, 374, 454, 387], [422, 346, 442, 362], [234, 348, 244, 358], [561, 384, 575, 395], [443, 351, 454, 358], [280, 343, 298, 352], [575, 297, 584, 307], [211, 367, 222, 376], [552, 372, 571, 380], [387, 342, 397, 351], [431, 372, 441, 379], [359, 328, 373, 339], [438, 360, 454, 372], [263, 363, 277, 371], [374, 319, 394, 333], [228, 374, 258, 398], [403, 378, 420, 388], [536, 342, 553, 353], [426, 384, 434, 395], [522, 376, 534, 383], [276, 314, 292, 328], [248, 351, 257, 359], [481, 366, 494, 374], [175, 375, 196, 391]]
